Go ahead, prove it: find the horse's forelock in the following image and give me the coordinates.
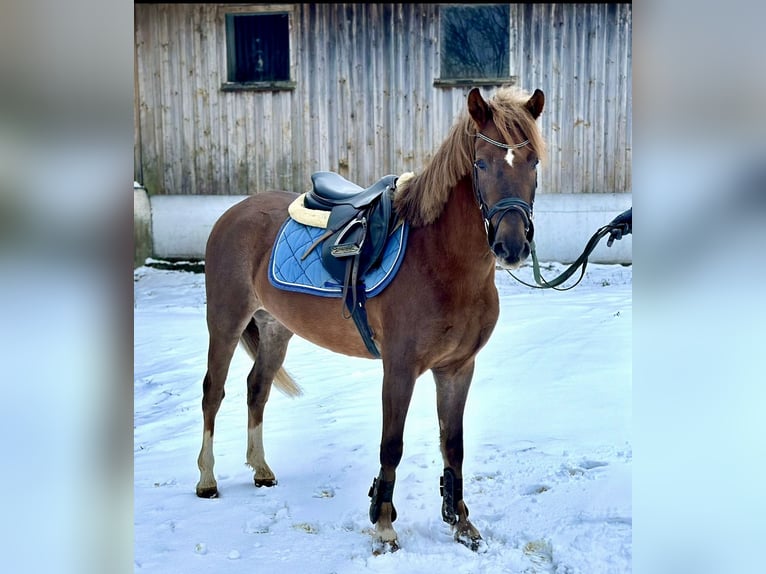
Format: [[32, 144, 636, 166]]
[[488, 86, 547, 162]]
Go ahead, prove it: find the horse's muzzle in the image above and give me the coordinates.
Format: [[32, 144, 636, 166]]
[[492, 238, 530, 269], [490, 208, 532, 269]]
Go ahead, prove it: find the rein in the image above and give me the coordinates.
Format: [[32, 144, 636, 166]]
[[505, 221, 624, 291]]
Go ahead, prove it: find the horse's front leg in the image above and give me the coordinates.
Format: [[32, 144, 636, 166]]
[[433, 361, 485, 551], [368, 360, 417, 554]]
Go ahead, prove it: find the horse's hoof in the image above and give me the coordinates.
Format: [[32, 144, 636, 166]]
[[254, 477, 278, 488], [372, 538, 400, 556], [455, 531, 487, 553], [196, 485, 219, 498]]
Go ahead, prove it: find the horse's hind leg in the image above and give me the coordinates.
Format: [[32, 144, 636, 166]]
[[433, 360, 485, 551], [242, 309, 295, 487], [196, 324, 245, 498]]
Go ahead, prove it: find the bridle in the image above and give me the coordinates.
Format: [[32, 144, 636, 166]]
[[471, 132, 535, 246]]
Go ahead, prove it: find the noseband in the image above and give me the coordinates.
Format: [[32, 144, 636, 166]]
[[472, 132, 534, 245]]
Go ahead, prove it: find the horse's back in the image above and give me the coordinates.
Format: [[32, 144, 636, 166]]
[[206, 191, 295, 262]]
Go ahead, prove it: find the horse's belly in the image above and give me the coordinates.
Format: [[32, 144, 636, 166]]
[[258, 287, 375, 359]]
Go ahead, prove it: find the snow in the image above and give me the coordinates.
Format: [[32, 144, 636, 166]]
[[134, 260, 632, 573]]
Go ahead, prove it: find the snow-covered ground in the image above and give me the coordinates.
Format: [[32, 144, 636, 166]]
[[134, 261, 631, 573]]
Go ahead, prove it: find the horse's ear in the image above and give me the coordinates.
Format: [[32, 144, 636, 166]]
[[467, 87, 491, 129], [526, 89, 545, 120]]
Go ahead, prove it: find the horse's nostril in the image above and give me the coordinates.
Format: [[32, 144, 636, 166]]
[[492, 242, 510, 260], [493, 239, 530, 265]]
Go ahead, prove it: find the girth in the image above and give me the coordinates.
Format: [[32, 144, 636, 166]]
[[300, 172, 400, 358]]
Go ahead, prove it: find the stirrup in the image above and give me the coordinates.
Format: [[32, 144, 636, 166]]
[[330, 217, 367, 258]]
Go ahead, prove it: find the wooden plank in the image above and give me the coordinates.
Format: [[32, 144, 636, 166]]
[[208, 6, 221, 192], [178, 4, 195, 195], [140, 5, 162, 195], [134, 7, 143, 186], [134, 3, 631, 198]]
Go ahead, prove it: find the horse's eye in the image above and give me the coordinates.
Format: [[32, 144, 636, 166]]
[[475, 159, 487, 170]]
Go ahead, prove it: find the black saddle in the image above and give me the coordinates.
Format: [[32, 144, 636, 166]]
[[306, 171, 394, 210], [300, 172, 400, 359]]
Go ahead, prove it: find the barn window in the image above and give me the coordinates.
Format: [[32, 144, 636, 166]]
[[436, 4, 515, 87], [222, 11, 295, 91]]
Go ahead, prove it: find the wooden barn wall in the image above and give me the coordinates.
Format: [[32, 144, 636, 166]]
[[134, 3, 632, 197]]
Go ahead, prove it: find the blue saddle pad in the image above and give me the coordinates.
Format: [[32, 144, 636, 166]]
[[268, 217, 409, 298]]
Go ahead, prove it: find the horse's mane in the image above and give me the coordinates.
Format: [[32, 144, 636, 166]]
[[394, 86, 546, 227]]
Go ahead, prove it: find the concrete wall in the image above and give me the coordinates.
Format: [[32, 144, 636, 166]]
[[150, 195, 248, 261], [133, 186, 153, 268], [532, 193, 632, 264], [136, 193, 632, 266]]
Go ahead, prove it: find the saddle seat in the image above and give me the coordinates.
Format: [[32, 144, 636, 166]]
[[305, 171, 397, 211]]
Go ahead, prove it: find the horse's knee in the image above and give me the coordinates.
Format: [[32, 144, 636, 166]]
[[201, 374, 225, 407]]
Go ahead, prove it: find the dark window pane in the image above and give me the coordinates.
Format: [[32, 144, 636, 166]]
[[227, 13, 289, 82], [441, 5, 510, 79]]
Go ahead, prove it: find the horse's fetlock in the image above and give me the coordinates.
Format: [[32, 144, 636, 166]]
[[368, 469, 397, 524], [440, 467, 463, 524]]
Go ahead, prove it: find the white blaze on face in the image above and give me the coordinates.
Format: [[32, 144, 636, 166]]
[[505, 148, 517, 168]]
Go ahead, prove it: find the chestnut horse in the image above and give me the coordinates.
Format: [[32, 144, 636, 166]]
[[196, 86, 546, 553]]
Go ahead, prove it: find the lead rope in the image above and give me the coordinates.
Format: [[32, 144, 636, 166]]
[[504, 208, 631, 291]]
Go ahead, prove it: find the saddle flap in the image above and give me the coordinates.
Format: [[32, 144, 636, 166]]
[[320, 193, 393, 283]]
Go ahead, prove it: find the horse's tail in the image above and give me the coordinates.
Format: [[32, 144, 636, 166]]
[[273, 365, 303, 398], [240, 319, 303, 398]]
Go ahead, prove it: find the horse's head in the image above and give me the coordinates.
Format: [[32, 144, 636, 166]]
[[467, 87, 545, 269]]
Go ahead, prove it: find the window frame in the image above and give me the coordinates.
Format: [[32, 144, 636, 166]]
[[219, 4, 297, 92], [434, 3, 517, 88]]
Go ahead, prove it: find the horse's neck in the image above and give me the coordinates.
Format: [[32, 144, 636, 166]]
[[420, 177, 496, 275]]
